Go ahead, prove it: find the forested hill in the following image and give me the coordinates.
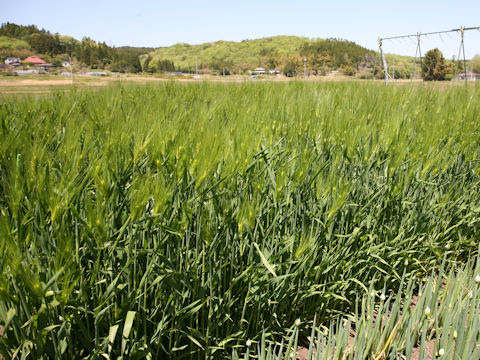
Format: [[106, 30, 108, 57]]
[[144, 36, 377, 75]]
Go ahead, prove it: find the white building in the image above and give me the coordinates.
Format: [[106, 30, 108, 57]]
[[253, 67, 266, 74], [5, 57, 21, 65], [455, 72, 480, 81]]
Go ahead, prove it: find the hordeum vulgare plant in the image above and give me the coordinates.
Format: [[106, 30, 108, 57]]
[[0, 81, 479, 359]]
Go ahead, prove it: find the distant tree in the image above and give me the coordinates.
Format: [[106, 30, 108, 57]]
[[422, 48, 447, 81], [0, 22, 39, 39], [0, 22, 151, 72], [156, 59, 175, 73], [472, 54, 480, 74], [283, 61, 297, 77], [51, 58, 62, 67], [142, 55, 152, 72], [299, 38, 374, 71], [341, 64, 355, 76], [267, 57, 277, 69], [452, 56, 464, 74]]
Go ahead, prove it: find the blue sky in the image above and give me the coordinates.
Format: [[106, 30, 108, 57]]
[[2, 0, 480, 58]]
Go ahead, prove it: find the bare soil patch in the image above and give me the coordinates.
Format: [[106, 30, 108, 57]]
[[295, 339, 435, 360], [0, 79, 78, 87]]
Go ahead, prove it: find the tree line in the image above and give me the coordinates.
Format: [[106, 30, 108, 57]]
[[0, 22, 144, 72], [298, 38, 376, 75]]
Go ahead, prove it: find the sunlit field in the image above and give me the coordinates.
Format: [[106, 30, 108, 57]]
[[0, 82, 479, 359]]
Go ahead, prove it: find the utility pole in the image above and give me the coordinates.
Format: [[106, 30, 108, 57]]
[[303, 57, 307, 77], [195, 56, 198, 75], [379, 38, 388, 85], [460, 27, 467, 86], [452, 55, 457, 82], [69, 55, 74, 86], [392, 59, 395, 81]]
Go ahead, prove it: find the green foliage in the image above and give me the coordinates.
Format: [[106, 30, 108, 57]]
[[0, 22, 40, 38], [0, 83, 479, 359], [0, 22, 150, 73], [0, 22, 78, 57], [155, 59, 175, 72], [50, 58, 62, 67], [472, 54, 480, 74], [283, 61, 297, 77], [300, 38, 374, 72], [422, 48, 448, 81], [0, 36, 30, 50], [111, 47, 152, 73], [384, 54, 418, 79], [243, 255, 480, 359], [148, 36, 377, 75], [142, 56, 176, 73]]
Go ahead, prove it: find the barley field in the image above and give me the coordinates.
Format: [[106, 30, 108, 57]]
[[0, 82, 479, 359]]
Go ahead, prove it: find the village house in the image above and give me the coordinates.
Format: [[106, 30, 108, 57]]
[[253, 67, 266, 74], [4, 57, 21, 66], [23, 56, 46, 65], [23, 56, 56, 71], [38, 63, 55, 70], [455, 71, 480, 81]]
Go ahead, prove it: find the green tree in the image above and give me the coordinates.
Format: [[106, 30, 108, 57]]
[[156, 59, 175, 73], [472, 54, 480, 74], [142, 55, 152, 72], [283, 61, 297, 77], [422, 48, 447, 81]]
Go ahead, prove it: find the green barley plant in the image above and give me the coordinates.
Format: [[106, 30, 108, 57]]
[[245, 253, 480, 359], [0, 81, 479, 358]]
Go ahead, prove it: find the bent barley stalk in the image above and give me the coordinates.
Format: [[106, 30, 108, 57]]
[[0, 82, 479, 358]]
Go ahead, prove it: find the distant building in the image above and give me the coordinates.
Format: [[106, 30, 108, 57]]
[[85, 71, 107, 76], [269, 69, 280, 74], [14, 69, 39, 75], [5, 57, 21, 65], [23, 56, 46, 65], [254, 67, 266, 74], [0, 64, 9, 71], [37, 63, 55, 71], [455, 72, 480, 81]]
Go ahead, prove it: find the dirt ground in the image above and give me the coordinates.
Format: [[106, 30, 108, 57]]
[[0, 74, 349, 97], [295, 340, 435, 360], [0, 74, 471, 98], [294, 295, 436, 360]]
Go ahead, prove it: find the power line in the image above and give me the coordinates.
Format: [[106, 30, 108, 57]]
[[379, 26, 480, 41], [378, 26, 480, 86]]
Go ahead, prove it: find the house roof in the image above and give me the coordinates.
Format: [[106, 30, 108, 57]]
[[23, 56, 46, 64]]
